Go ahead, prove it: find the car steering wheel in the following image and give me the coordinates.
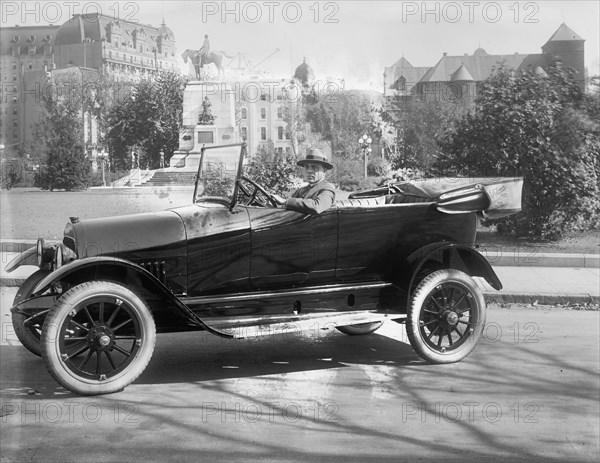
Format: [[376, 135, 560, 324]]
[[235, 176, 279, 208]]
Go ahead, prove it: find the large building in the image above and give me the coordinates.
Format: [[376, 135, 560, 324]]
[[0, 25, 59, 152], [384, 23, 585, 116], [0, 14, 178, 160], [53, 13, 178, 79]]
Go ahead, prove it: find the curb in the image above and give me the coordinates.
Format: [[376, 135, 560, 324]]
[[482, 292, 599, 305]]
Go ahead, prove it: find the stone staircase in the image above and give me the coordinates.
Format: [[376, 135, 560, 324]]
[[141, 170, 197, 186]]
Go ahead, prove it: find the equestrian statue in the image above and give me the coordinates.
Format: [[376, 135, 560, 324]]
[[182, 47, 234, 80]]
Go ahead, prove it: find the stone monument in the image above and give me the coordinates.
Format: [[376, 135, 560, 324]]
[[170, 81, 240, 174]]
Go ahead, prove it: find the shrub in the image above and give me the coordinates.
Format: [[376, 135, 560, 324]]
[[437, 64, 600, 239]]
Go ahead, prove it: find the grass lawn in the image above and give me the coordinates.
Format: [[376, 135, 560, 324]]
[[1, 187, 598, 254]]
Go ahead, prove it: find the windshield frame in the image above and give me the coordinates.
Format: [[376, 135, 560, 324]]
[[192, 142, 247, 209]]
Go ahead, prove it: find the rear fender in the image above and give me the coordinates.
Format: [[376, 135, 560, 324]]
[[405, 242, 502, 304], [32, 257, 233, 339]]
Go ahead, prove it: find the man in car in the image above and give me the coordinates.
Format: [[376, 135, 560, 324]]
[[274, 148, 335, 214]]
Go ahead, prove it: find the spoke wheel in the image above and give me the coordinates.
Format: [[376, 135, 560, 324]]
[[41, 281, 155, 395], [11, 269, 50, 357], [337, 321, 383, 335], [407, 269, 485, 364]]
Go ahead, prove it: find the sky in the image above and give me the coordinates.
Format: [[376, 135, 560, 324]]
[[2, 1, 599, 90]]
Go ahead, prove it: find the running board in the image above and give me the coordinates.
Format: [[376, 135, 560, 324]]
[[207, 311, 405, 339]]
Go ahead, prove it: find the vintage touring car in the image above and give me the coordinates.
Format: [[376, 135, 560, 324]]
[[6, 143, 523, 395]]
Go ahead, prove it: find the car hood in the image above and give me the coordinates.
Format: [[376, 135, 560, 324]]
[[71, 210, 186, 258]]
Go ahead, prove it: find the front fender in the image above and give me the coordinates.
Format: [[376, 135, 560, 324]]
[[32, 256, 233, 339], [406, 242, 502, 296]]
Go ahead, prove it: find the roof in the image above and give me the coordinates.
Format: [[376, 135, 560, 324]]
[[450, 64, 474, 81], [544, 23, 584, 43], [294, 58, 315, 85], [0, 25, 60, 57], [384, 57, 429, 89], [54, 13, 175, 46], [418, 51, 529, 83]]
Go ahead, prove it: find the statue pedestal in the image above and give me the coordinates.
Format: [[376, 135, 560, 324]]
[[170, 81, 240, 172]]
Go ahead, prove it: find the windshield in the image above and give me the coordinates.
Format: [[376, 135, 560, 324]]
[[193, 143, 246, 204]]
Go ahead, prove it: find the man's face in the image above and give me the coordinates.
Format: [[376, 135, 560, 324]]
[[304, 162, 326, 184]]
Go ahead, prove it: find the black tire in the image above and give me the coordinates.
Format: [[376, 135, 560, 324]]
[[41, 281, 156, 395], [406, 269, 485, 364], [12, 269, 50, 357], [336, 321, 383, 335]]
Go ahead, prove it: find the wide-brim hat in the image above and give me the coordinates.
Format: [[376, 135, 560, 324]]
[[297, 148, 333, 170]]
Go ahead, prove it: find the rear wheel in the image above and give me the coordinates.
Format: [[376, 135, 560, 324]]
[[406, 269, 485, 364], [12, 269, 50, 357], [336, 321, 383, 335], [41, 281, 156, 395]]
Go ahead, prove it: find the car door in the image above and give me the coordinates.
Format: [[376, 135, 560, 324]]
[[184, 203, 252, 296], [246, 206, 338, 289]]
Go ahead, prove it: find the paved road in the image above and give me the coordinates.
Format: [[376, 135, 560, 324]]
[[1, 287, 598, 462]]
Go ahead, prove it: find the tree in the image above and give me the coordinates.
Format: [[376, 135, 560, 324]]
[[33, 93, 90, 191], [437, 63, 600, 238], [104, 72, 185, 170], [0, 159, 23, 190], [306, 90, 375, 159], [384, 96, 464, 173]]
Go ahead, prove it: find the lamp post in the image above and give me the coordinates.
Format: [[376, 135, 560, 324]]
[[358, 134, 372, 179]]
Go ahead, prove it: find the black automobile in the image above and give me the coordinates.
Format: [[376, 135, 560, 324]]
[[6, 143, 523, 395]]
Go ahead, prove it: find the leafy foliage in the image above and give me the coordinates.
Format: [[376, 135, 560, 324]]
[[104, 72, 185, 170], [32, 94, 91, 191], [384, 96, 464, 173], [243, 151, 301, 195], [437, 64, 600, 238], [305, 90, 376, 159], [0, 159, 23, 190]]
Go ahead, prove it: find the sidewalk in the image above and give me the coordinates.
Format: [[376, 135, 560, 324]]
[[1, 250, 598, 305]]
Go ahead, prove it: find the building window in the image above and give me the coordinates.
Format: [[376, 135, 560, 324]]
[[277, 106, 283, 119], [12, 63, 17, 70], [28, 62, 33, 70], [241, 107, 247, 119], [198, 131, 214, 143], [260, 108, 266, 119], [13, 119, 18, 127], [12, 107, 17, 115], [241, 126, 247, 139], [277, 147, 283, 155], [260, 127, 266, 141], [13, 130, 18, 138], [285, 147, 291, 155], [260, 93, 268, 101], [277, 126, 284, 140]]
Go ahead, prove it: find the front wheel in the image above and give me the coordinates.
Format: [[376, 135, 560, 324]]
[[406, 269, 485, 364], [41, 281, 156, 395]]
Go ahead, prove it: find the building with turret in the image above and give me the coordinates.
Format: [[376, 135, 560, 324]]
[[384, 23, 585, 117]]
